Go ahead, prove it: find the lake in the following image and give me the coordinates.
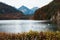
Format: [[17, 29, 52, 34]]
[[0, 20, 57, 33]]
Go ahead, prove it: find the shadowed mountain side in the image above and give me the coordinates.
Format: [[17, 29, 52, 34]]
[[32, 0, 60, 30], [33, 0, 60, 20], [0, 13, 24, 20], [0, 2, 24, 20]]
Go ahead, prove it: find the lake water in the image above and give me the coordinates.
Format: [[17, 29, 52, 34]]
[[0, 20, 57, 33]]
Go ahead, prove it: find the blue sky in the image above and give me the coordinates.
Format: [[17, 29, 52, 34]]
[[0, 0, 53, 9]]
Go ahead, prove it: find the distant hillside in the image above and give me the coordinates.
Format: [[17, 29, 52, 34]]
[[18, 6, 32, 15], [0, 2, 23, 20], [18, 6, 39, 19], [18, 6, 38, 15], [31, 7, 38, 13]]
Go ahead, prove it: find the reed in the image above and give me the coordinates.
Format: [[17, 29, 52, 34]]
[[0, 31, 60, 40]]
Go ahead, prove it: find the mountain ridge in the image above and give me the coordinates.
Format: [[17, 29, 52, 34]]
[[33, 0, 60, 20], [18, 5, 38, 15], [0, 2, 23, 20]]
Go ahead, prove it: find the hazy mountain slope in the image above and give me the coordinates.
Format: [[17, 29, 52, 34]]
[[18, 6, 38, 15], [0, 2, 23, 20], [31, 7, 39, 13]]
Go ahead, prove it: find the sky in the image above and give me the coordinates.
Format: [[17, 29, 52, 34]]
[[0, 0, 53, 9]]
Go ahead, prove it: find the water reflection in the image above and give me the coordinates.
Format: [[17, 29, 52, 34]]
[[0, 20, 57, 33]]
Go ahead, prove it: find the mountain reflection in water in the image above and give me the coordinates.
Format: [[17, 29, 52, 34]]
[[0, 20, 57, 33]]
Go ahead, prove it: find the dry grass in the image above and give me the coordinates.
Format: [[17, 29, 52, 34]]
[[0, 31, 60, 40]]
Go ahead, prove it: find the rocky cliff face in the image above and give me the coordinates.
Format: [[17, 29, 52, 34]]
[[0, 2, 23, 20], [50, 10, 60, 30]]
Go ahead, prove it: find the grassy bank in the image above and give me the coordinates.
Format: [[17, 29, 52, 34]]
[[0, 31, 60, 40]]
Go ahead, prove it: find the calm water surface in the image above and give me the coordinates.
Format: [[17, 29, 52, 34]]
[[0, 20, 57, 33]]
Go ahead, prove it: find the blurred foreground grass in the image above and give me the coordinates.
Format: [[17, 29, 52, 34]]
[[0, 31, 60, 40]]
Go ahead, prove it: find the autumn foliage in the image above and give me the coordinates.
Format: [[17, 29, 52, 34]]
[[33, 0, 60, 20]]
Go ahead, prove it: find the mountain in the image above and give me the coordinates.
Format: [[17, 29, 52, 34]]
[[33, 0, 60, 30], [0, 2, 23, 20], [18, 6, 39, 19], [18, 6, 38, 15], [31, 7, 39, 13], [18, 6, 32, 15], [33, 0, 60, 20]]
